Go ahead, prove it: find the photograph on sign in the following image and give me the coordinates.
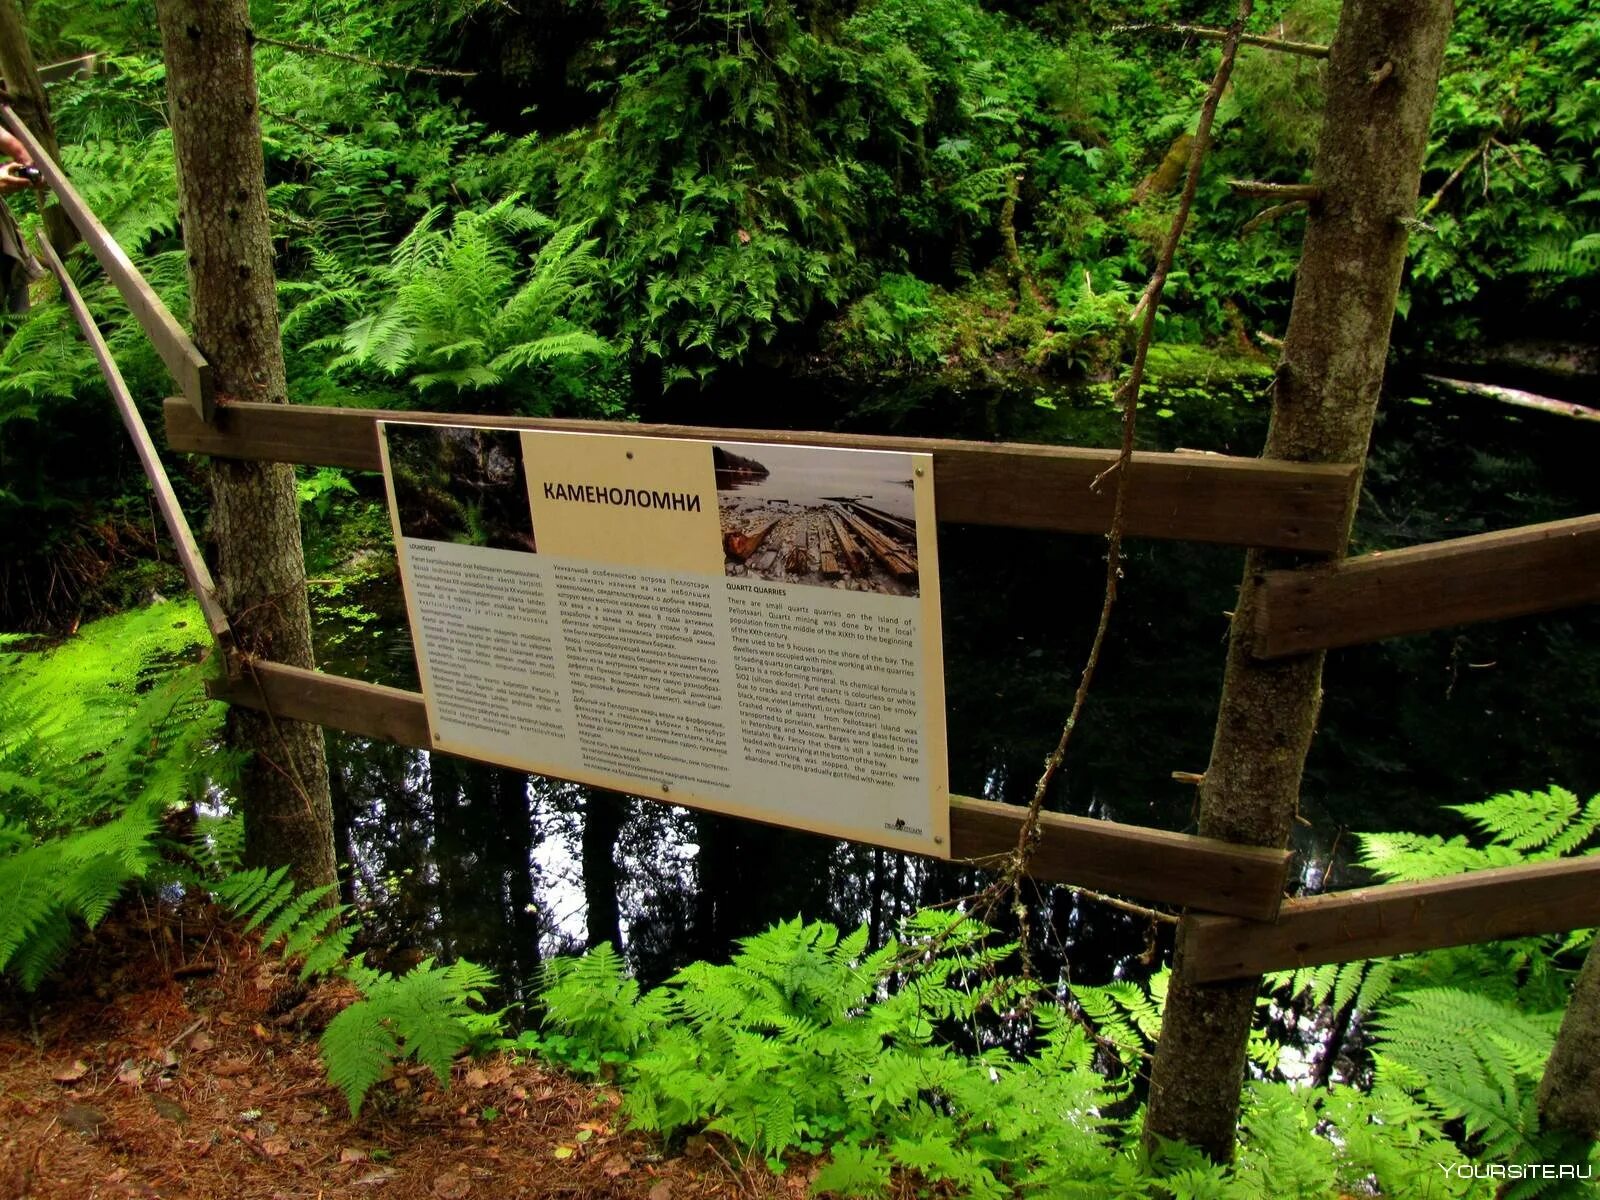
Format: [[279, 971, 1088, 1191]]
[[715, 442, 920, 596], [387, 425, 538, 552], [378, 422, 949, 857]]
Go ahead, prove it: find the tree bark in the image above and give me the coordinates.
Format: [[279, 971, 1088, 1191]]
[[1538, 942, 1600, 1141], [155, 0, 337, 892], [1143, 0, 1453, 1161], [0, 0, 75, 251]]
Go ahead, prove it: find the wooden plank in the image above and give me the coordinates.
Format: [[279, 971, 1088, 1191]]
[[1181, 856, 1600, 983], [949, 795, 1288, 920], [34, 234, 232, 649], [1254, 513, 1600, 657], [1, 103, 213, 421], [212, 661, 1291, 920], [163, 399, 1358, 551], [38, 54, 98, 84]]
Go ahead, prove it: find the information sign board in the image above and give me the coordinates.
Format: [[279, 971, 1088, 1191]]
[[379, 422, 950, 855]]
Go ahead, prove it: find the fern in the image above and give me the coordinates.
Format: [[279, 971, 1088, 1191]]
[[329, 198, 612, 409], [0, 602, 226, 987], [322, 957, 504, 1116]]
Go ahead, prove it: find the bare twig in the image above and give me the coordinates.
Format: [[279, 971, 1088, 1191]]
[[1111, 22, 1327, 59], [973, 0, 1257, 975], [1241, 198, 1309, 235], [1420, 136, 1493, 217], [250, 34, 476, 78]]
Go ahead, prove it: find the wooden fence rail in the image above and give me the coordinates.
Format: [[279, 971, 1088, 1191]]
[[1182, 855, 1600, 982], [0, 103, 213, 420], [13, 96, 1599, 973], [163, 398, 1359, 551], [1254, 513, 1600, 657], [209, 660, 1293, 920], [33, 234, 232, 648]]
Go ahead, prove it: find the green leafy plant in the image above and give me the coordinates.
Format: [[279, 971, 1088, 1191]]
[[0, 602, 226, 987], [327, 197, 614, 411]]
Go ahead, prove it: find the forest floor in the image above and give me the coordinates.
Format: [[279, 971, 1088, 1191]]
[[0, 901, 799, 1200]]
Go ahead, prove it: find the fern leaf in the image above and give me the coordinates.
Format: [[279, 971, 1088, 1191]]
[[322, 1000, 400, 1117]]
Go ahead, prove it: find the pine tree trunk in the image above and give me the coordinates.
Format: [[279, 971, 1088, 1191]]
[[0, 0, 76, 251], [1142, 0, 1452, 1161], [1538, 942, 1600, 1141], [155, 0, 337, 892]]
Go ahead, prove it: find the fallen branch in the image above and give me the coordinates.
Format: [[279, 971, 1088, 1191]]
[[1112, 22, 1328, 58], [1421, 374, 1600, 423]]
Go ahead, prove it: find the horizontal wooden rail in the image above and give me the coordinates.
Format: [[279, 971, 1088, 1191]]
[[1, 103, 213, 421], [210, 661, 1291, 920], [1254, 513, 1600, 656], [35, 234, 232, 649], [1181, 855, 1600, 982], [165, 399, 1358, 552], [38, 53, 98, 84]]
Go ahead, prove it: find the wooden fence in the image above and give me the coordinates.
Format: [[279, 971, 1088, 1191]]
[[8, 100, 1598, 983]]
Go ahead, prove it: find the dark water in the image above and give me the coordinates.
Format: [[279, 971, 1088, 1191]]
[[315, 367, 1600, 1018]]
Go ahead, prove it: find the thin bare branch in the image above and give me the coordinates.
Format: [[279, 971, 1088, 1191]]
[[251, 34, 476, 78], [1111, 21, 1327, 59], [1241, 198, 1309, 234], [972, 0, 1257, 973]]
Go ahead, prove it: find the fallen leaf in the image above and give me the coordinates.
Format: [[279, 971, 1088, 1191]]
[[151, 1096, 188, 1124], [159, 1049, 180, 1068], [485, 1064, 511, 1085], [392, 1075, 412, 1094], [252, 1023, 272, 1041], [188, 1031, 214, 1053], [61, 1103, 109, 1136], [465, 1069, 489, 1089], [339, 1147, 366, 1165], [600, 1153, 631, 1178], [649, 1183, 673, 1200], [51, 1060, 88, 1084], [213, 1058, 252, 1077], [116, 1061, 143, 1087], [261, 1135, 291, 1157], [552, 1145, 575, 1160], [354, 1167, 398, 1186], [509, 1086, 527, 1101], [577, 1121, 610, 1135], [432, 1172, 470, 1199]]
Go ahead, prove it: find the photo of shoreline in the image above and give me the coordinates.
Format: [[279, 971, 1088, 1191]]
[[714, 443, 920, 597]]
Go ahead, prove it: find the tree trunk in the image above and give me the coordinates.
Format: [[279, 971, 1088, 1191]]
[[155, 0, 336, 893], [0, 0, 76, 251], [1538, 942, 1600, 1141], [582, 790, 626, 950], [1143, 0, 1453, 1161]]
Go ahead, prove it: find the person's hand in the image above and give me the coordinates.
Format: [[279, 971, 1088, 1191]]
[[0, 129, 34, 194]]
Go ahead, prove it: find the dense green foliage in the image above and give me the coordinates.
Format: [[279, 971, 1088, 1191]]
[[0, 602, 224, 986], [3, 0, 1596, 624], [528, 788, 1599, 1196], [0, 606, 504, 1118]]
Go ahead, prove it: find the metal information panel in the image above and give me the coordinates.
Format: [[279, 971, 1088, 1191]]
[[380, 422, 950, 856]]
